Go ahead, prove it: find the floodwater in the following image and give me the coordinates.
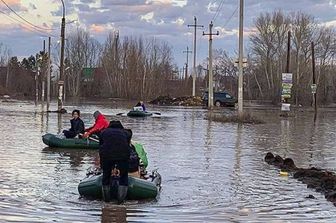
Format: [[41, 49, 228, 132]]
[[1, 100, 336, 222]]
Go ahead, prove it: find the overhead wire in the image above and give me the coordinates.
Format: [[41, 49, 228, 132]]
[[212, 0, 225, 24], [198, 0, 225, 66], [0, 0, 56, 31], [201, 1, 238, 68], [222, 5, 238, 28], [0, 10, 57, 37]]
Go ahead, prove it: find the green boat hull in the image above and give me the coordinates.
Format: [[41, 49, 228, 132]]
[[78, 173, 161, 200], [127, 110, 153, 117], [42, 133, 99, 149]]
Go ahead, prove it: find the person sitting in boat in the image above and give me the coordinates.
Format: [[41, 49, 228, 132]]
[[125, 129, 148, 178], [83, 111, 109, 139], [134, 141, 148, 176], [100, 120, 130, 203], [125, 129, 140, 178], [134, 101, 146, 111], [62, 109, 85, 138]]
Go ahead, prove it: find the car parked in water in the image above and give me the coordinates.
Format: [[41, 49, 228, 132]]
[[201, 91, 237, 107]]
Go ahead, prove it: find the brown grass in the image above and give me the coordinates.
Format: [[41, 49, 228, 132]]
[[206, 112, 264, 124]]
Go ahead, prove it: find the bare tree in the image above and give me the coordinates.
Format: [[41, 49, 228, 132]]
[[65, 28, 102, 97], [314, 27, 336, 103], [212, 49, 237, 95], [0, 43, 11, 66], [100, 35, 176, 99], [291, 12, 316, 105], [246, 10, 335, 105]]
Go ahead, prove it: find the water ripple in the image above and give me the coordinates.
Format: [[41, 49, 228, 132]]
[[0, 102, 336, 222]]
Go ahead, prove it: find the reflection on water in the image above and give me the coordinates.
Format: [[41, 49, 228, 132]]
[[0, 101, 336, 222], [101, 204, 127, 223]]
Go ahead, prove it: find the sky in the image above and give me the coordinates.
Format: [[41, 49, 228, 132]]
[[0, 0, 336, 69]]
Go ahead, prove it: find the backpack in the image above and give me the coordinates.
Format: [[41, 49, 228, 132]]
[[129, 145, 140, 172]]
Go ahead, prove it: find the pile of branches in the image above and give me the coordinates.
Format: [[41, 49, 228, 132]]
[[149, 95, 203, 106]]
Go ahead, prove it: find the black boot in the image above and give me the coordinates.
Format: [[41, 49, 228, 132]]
[[102, 185, 110, 202], [117, 186, 128, 204]]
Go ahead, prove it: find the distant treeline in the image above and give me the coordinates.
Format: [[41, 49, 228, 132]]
[[1, 10, 335, 105]]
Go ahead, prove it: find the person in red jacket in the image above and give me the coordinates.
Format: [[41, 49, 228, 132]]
[[83, 111, 109, 138]]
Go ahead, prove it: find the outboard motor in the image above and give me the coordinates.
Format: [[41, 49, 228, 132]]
[[150, 169, 162, 189]]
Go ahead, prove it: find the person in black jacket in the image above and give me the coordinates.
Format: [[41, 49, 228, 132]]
[[125, 129, 140, 178], [62, 109, 85, 138], [99, 120, 130, 203], [135, 101, 146, 111]]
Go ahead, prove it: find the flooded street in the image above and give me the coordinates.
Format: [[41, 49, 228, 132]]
[[1, 100, 336, 222]]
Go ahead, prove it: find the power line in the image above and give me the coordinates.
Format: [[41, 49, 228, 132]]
[[0, 0, 56, 31], [212, 0, 225, 23], [212, 0, 224, 22], [0, 10, 57, 37], [223, 6, 238, 28]]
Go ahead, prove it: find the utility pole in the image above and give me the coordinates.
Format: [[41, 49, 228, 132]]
[[286, 31, 291, 73], [188, 16, 204, 96], [41, 40, 46, 103], [311, 41, 317, 115], [181, 67, 185, 79], [237, 0, 244, 117], [203, 21, 219, 109], [6, 59, 9, 90], [47, 37, 51, 111], [35, 56, 39, 105], [183, 46, 192, 80], [280, 30, 292, 117], [202, 65, 209, 89], [58, 0, 65, 112]]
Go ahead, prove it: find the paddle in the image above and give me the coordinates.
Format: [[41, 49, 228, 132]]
[[79, 133, 99, 142], [116, 112, 161, 116], [116, 111, 161, 116]]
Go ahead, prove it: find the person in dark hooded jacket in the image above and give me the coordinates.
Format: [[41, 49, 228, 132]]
[[99, 120, 130, 203], [135, 101, 146, 111], [62, 109, 85, 138]]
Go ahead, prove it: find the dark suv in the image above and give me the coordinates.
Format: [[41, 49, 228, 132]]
[[202, 91, 237, 107]]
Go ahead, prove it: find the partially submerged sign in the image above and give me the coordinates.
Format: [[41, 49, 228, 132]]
[[281, 73, 293, 112], [281, 103, 291, 111], [281, 73, 293, 99]]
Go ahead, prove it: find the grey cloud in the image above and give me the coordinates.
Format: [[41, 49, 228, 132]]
[[51, 1, 77, 17], [0, 26, 49, 57], [29, 3, 37, 10], [101, 0, 147, 6], [80, 0, 96, 4], [76, 3, 92, 12], [4, 0, 336, 68]]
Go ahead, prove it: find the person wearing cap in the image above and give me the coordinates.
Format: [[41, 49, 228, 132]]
[[99, 120, 130, 203], [83, 111, 109, 138]]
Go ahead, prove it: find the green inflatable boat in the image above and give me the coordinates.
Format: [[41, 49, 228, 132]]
[[42, 133, 99, 149], [78, 169, 161, 200], [127, 110, 153, 117]]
